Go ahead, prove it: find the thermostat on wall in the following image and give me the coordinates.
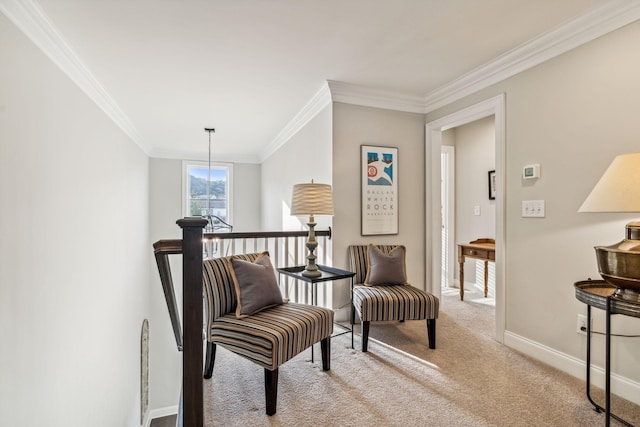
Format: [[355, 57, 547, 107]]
[[523, 164, 540, 180]]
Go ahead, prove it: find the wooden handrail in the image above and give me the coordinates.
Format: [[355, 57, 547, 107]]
[[203, 228, 331, 240], [153, 239, 183, 350]]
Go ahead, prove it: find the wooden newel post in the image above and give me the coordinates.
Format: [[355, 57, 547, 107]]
[[177, 217, 208, 427]]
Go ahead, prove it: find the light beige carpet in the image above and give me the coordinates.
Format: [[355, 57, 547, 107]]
[[201, 287, 639, 426]]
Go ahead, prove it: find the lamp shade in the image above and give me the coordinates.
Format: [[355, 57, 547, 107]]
[[290, 182, 334, 216], [579, 152, 640, 212]]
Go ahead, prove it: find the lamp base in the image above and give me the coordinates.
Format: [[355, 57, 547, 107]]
[[302, 268, 322, 278], [301, 216, 322, 278]]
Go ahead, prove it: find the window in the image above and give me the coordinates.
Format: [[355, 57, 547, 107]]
[[183, 161, 233, 229]]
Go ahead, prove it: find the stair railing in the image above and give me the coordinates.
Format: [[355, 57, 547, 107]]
[[153, 222, 332, 426]]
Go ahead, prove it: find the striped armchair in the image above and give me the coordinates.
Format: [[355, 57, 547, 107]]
[[348, 245, 439, 352], [202, 253, 334, 416]]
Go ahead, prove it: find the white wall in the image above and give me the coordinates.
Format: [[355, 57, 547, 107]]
[[261, 104, 333, 233], [0, 14, 150, 427], [426, 21, 640, 391], [232, 163, 262, 231], [452, 117, 496, 285], [332, 103, 426, 311], [148, 159, 183, 416]]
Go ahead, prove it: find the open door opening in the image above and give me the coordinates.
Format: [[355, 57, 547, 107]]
[[426, 94, 505, 343]]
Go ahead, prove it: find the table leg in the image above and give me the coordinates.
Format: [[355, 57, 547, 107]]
[[459, 258, 465, 300], [311, 282, 317, 363], [585, 303, 634, 426], [605, 297, 611, 427], [585, 305, 596, 410], [350, 278, 354, 350], [484, 260, 489, 297]]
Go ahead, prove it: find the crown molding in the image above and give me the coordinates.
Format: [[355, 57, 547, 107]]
[[327, 80, 425, 114], [422, 0, 640, 113], [0, 0, 148, 154], [5, 0, 639, 162], [151, 146, 261, 164], [259, 82, 332, 162], [263, 0, 639, 161], [294, 2, 640, 134]]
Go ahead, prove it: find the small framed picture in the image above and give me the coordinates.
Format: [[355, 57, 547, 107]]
[[488, 170, 496, 200]]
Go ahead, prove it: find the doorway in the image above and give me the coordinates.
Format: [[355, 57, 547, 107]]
[[442, 117, 496, 300], [425, 94, 505, 343]]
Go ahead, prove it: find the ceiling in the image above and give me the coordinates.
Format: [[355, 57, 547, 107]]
[[3, 0, 623, 162]]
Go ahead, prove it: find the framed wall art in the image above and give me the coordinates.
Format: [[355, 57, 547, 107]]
[[361, 145, 398, 235], [488, 170, 496, 200]]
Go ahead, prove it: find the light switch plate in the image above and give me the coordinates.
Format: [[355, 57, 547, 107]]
[[522, 200, 545, 218]]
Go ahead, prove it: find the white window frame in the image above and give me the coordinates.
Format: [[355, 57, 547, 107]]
[[182, 160, 233, 226]]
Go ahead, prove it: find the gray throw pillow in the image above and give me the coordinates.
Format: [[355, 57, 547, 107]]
[[364, 244, 407, 285], [229, 252, 284, 318]]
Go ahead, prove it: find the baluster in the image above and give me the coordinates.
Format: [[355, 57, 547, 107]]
[[273, 237, 280, 269], [321, 236, 327, 265], [283, 238, 290, 299]]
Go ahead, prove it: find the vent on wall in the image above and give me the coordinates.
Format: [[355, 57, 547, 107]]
[[141, 319, 149, 425]]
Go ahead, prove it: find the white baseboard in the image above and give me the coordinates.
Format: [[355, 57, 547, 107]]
[[504, 331, 640, 406], [143, 405, 179, 427]]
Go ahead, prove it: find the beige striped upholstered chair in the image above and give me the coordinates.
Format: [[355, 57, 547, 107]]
[[202, 253, 333, 416], [348, 245, 439, 352]]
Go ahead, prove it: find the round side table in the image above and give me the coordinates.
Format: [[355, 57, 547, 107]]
[[574, 279, 640, 427]]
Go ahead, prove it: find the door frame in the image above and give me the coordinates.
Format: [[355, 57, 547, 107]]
[[440, 145, 455, 289], [425, 94, 505, 343]]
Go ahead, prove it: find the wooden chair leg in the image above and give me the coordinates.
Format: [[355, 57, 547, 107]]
[[264, 368, 278, 416], [320, 337, 331, 371], [361, 320, 370, 352], [204, 342, 216, 379], [427, 319, 436, 349]]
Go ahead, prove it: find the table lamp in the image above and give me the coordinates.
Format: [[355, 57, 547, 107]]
[[291, 181, 334, 277], [579, 152, 640, 301]]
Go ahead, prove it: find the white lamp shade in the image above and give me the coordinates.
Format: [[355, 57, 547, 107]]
[[290, 182, 334, 216], [579, 152, 640, 213]]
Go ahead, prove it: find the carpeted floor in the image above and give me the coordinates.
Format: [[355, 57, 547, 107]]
[[356, 287, 639, 426], [155, 286, 640, 426]]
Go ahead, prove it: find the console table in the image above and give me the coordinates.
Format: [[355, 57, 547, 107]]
[[457, 238, 495, 300], [277, 265, 356, 353], [574, 279, 640, 427]]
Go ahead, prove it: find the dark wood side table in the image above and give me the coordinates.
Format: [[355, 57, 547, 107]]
[[278, 265, 356, 353], [574, 279, 640, 427], [457, 238, 495, 300]]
